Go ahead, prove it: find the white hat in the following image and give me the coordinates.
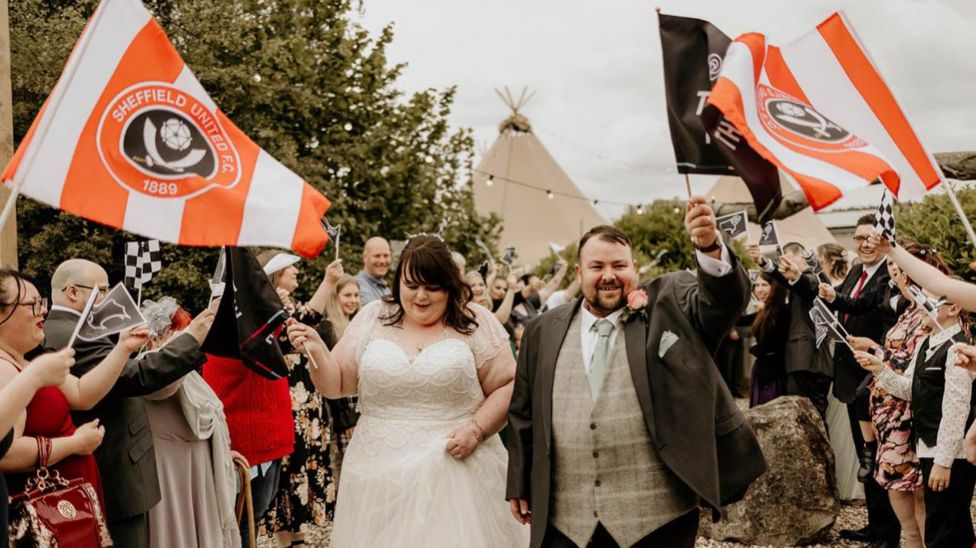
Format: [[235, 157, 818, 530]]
[[262, 253, 301, 276]]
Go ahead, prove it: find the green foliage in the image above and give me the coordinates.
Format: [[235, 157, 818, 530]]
[[10, 0, 500, 309], [615, 200, 696, 280], [896, 186, 976, 281]]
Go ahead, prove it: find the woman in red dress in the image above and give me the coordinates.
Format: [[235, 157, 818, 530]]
[[0, 270, 147, 509]]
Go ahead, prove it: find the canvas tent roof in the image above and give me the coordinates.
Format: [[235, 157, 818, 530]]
[[473, 92, 607, 265], [707, 175, 837, 250]]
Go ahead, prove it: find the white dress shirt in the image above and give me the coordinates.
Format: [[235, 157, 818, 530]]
[[577, 246, 733, 374], [876, 323, 970, 466]]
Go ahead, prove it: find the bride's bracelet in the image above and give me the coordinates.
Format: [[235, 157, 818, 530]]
[[467, 420, 487, 443]]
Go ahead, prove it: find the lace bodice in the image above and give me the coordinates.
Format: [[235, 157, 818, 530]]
[[333, 301, 511, 423]]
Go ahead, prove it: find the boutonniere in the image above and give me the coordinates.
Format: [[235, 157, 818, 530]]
[[621, 289, 649, 323]]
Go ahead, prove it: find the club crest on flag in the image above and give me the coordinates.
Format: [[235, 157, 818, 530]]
[[757, 86, 863, 152], [72, 283, 146, 344], [98, 84, 241, 198]]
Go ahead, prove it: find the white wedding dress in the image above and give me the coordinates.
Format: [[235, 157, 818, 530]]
[[330, 301, 530, 548]]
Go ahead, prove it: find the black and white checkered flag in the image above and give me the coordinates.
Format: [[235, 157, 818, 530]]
[[124, 240, 162, 290], [874, 190, 896, 245]]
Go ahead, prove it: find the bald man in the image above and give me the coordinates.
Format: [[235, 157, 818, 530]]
[[43, 259, 215, 548], [356, 236, 392, 305]]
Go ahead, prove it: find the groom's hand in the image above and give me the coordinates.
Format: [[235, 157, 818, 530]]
[[509, 498, 532, 524], [685, 196, 721, 258]]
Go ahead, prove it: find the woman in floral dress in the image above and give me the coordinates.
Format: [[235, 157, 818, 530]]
[[855, 241, 947, 548], [257, 252, 353, 548]]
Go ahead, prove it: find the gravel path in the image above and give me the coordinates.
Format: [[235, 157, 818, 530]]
[[257, 502, 873, 547]]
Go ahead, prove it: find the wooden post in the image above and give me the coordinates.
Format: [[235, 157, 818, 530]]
[[0, 0, 16, 269]]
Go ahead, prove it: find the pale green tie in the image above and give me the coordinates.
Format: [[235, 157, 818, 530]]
[[588, 319, 615, 400]]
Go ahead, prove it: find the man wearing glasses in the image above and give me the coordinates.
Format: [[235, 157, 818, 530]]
[[820, 214, 901, 547], [41, 258, 216, 548]]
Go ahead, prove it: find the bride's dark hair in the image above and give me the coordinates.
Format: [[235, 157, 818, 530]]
[[382, 235, 478, 334]]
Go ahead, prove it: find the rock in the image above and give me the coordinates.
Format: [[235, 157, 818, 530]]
[[701, 396, 839, 546]]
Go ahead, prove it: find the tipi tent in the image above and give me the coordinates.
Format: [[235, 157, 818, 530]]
[[473, 89, 607, 265], [707, 175, 837, 250]]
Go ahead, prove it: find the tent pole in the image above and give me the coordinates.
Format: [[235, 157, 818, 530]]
[[943, 180, 976, 249]]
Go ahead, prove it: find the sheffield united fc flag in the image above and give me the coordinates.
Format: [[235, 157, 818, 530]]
[[705, 12, 943, 210], [2, 0, 332, 258]]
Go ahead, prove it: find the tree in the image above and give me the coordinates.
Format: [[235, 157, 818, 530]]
[[10, 0, 500, 308], [896, 185, 976, 281]]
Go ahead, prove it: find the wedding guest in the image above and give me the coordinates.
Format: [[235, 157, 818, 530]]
[[845, 242, 948, 548], [856, 291, 976, 548], [43, 259, 213, 548], [257, 251, 342, 548], [318, 261, 361, 455], [817, 243, 850, 285], [141, 298, 241, 548], [288, 234, 529, 546], [0, 270, 148, 530], [829, 215, 901, 546], [356, 237, 392, 305], [464, 270, 493, 309], [0, 311, 74, 541], [488, 272, 519, 327], [748, 272, 789, 407]]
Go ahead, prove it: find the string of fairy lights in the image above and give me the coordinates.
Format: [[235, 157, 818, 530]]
[[472, 168, 649, 215]]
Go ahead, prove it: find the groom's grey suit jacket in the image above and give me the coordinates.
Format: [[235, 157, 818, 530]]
[[506, 250, 766, 548]]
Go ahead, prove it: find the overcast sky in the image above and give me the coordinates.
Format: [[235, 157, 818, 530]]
[[357, 0, 976, 220]]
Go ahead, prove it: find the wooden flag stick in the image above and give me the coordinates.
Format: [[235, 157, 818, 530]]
[[683, 173, 693, 198], [303, 344, 319, 370]]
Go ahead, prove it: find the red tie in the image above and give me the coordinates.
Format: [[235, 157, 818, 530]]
[[842, 270, 869, 324]]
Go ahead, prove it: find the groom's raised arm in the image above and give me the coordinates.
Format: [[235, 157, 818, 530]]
[[506, 317, 537, 502], [685, 246, 751, 352]]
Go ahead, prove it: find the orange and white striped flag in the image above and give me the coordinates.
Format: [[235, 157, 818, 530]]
[[2, 0, 331, 258], [706, 12, 942, 210]]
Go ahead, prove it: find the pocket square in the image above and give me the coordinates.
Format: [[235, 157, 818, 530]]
[[659, 330, 679, 358]]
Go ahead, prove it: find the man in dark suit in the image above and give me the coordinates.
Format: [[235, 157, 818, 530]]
[[823, 215, 900, 548], [750, 242, 833, 422], [43, 259, 214, 547], [507, 197, 765, 548]]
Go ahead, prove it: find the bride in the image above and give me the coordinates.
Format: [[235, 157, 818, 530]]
[[287, 234, 529, 547]]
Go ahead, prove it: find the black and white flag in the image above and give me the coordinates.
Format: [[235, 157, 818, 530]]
[[124, 239, 162, 290], [874, 190, 896, 245], [809, 298, 850, 349], [716, 210, 749, 238], [69, 283, 146, 346], [908, 284, 946, 330], [803, 248, 824, 279], [658, 12, 782, 222], [501, 245, 517, 267], [322, 216, 341, 260]]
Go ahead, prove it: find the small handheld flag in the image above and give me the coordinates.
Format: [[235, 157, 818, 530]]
[[322, 217, 341, 261], [716, 210, 749, 239], [875, 190, 897, 245], [124, 239, 162, 306], [69, 283, 146, 347], [803, 248, 824, 278], [501, 245, 517, 267], [810, 298, 854, 352], [908, 284, 946, 332]]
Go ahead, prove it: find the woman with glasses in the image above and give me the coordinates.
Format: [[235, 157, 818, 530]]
[[0, 269, 148, 517]]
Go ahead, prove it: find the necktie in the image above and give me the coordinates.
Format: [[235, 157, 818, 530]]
[[588, 319, 615, 400], [842, 270, 869, 324]]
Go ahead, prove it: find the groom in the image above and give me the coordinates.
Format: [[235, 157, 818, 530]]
[[507, 197, 766, 548]]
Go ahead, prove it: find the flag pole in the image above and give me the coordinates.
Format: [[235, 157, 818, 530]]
[[942, 180, 976, 249], [0, 0, 17, 269], [683, 173, 692, 198]]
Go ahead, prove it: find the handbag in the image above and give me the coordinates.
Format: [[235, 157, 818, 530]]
[[8, 436, 113, 547]]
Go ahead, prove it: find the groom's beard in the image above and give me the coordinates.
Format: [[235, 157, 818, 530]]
[[585, 279, 626, 316]]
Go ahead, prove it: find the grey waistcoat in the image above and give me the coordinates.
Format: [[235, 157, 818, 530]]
[[549, 313, 696, 547]]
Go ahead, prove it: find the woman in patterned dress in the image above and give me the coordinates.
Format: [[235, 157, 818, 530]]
[[852, 241, 948, 548], [257, 252, 353, 548]]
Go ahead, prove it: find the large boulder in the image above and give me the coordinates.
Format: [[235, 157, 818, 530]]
[[700, 396, 839, 546]]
